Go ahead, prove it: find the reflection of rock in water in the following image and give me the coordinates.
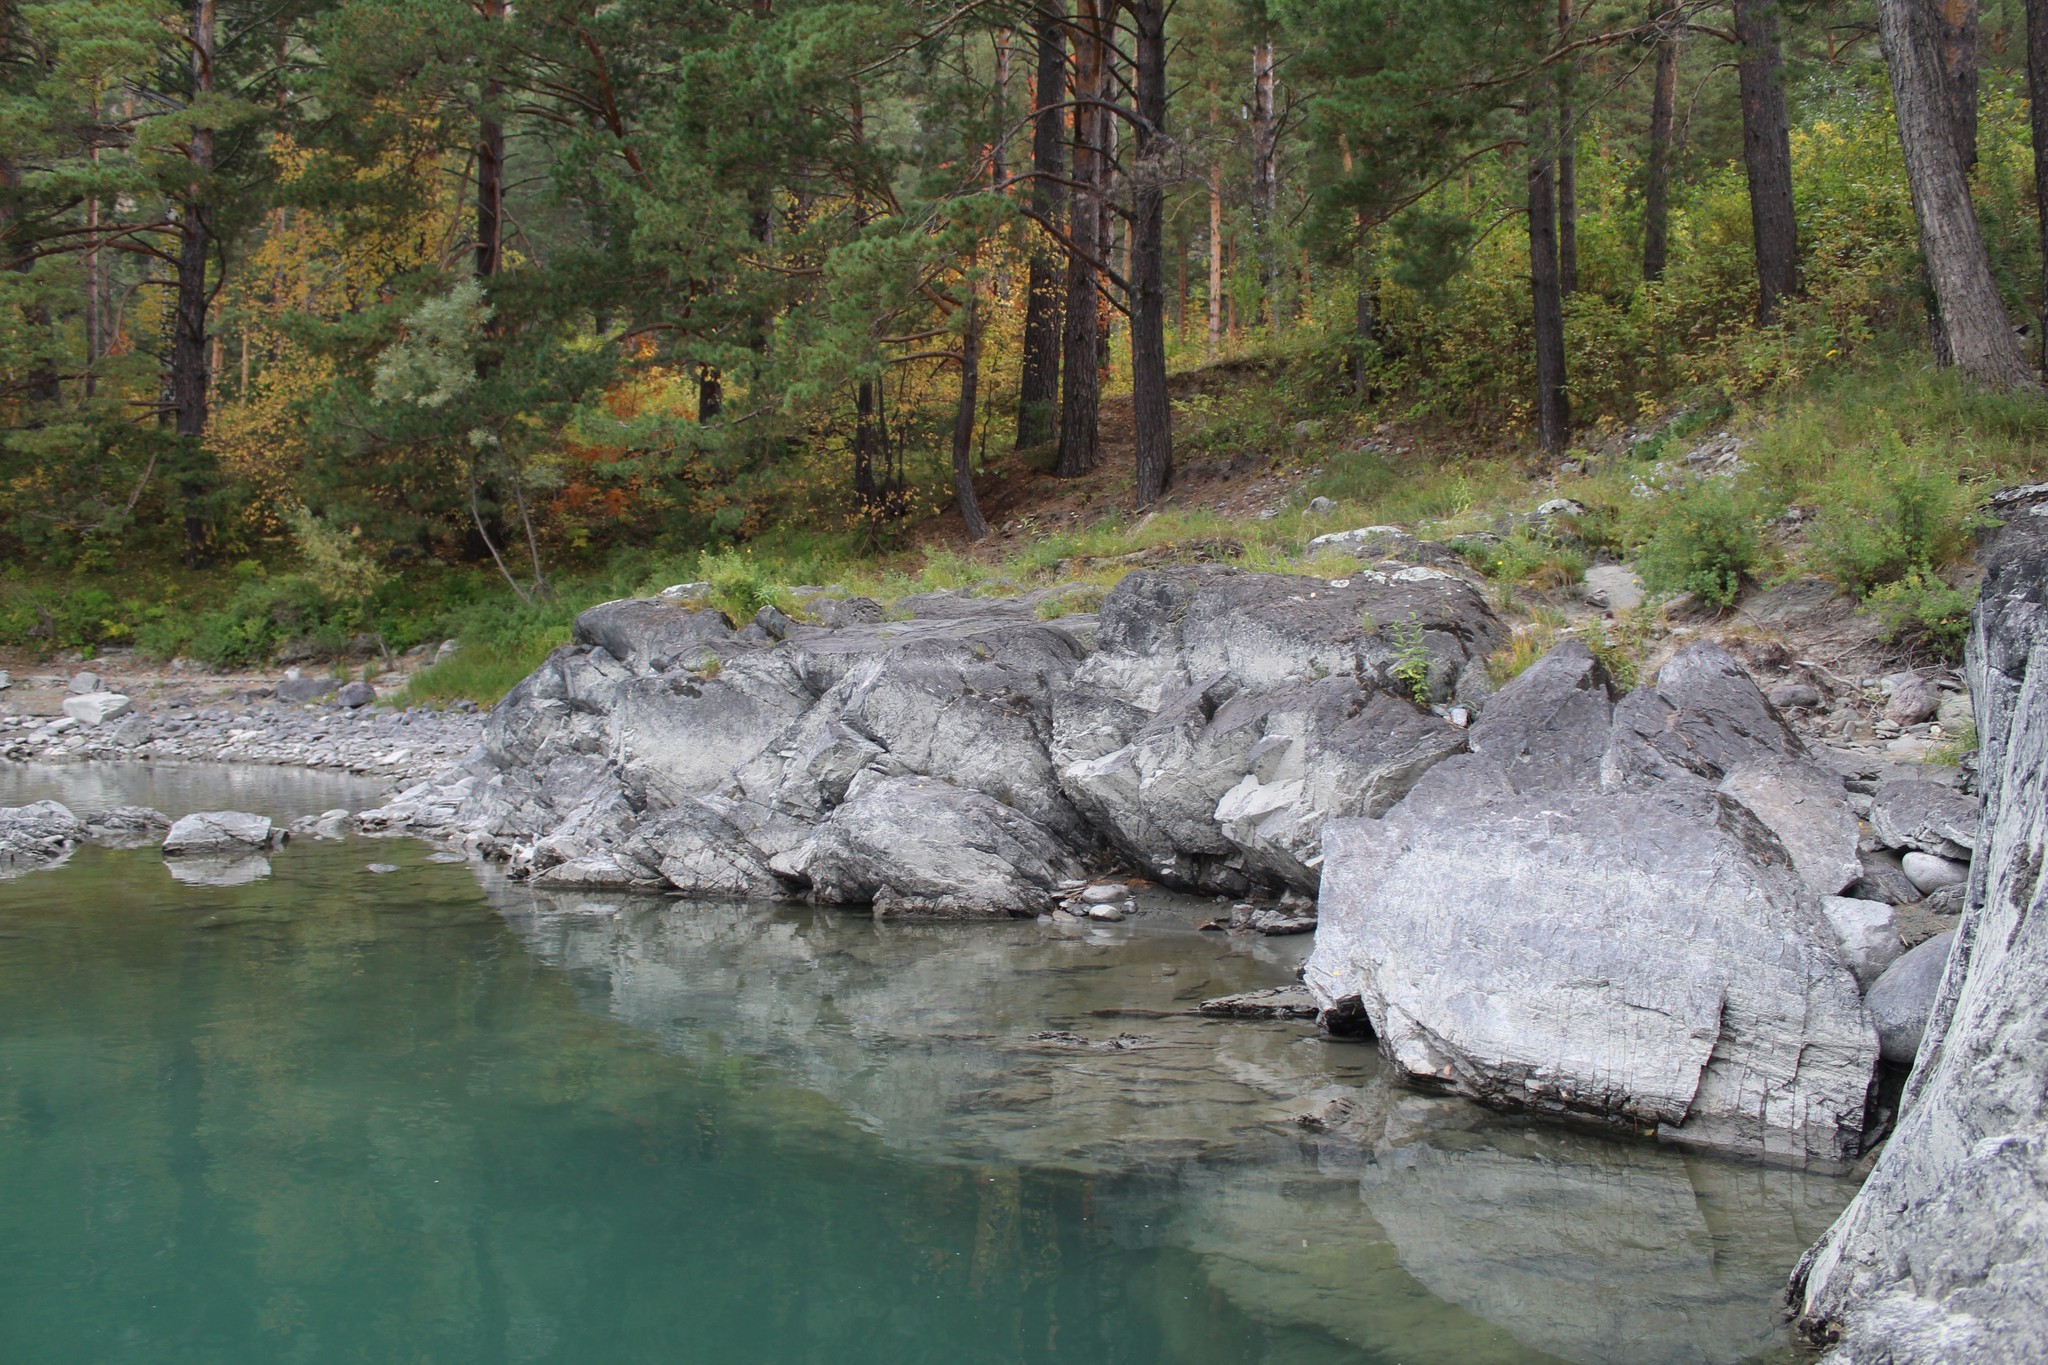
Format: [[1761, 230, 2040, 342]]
[[481, 871, 1855, 1365], [165, 853, 271, 886], [1170, 1080, 1854, 1365], [483, 874, 1372, 1171]]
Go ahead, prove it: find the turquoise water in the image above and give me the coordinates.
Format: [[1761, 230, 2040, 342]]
[[0, 765, 1856, 1364]]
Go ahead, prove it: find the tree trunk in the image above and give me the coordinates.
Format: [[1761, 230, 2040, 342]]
[[1528, 103, 1569, 457], [1879, 0, 2036, 388], [1129, 0, 1172, 508], [1016, 7, 1065, 449], [2026, 0, 2048, 369], [1207, 166, 1223, 361], [1643, 9, 1678, 282], [170, 0, 218, 566], [1556, 0, 1578, 295], [1250, 41, 1279, 325], [1733, 0, 1799, 323], [697, 364, 722, 421], [476, 0, 505, 282], [1056, 0, 1108, 478], [1939, 0, 1980, 171], [952, 296, 991, 541]]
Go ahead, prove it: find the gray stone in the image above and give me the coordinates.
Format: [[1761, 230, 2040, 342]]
[[1769, 682, 1823, 710], [1935, 688, 1973, 732], [1901, 851, 1968, 894], [434, 639, 462, 665], [810, 596, 883, 628], [0, 800, 82, 875], [162, 810, 284, 856], [336, 680, 377, 709], [1868, 780, 1980, 859], [572, 596, 734, 672], [1850, 849, 1924, 906], [81, 806, 170, 849], [0, 669, 11, 689], [1197, 985, 1319, 1019], [1796, 484, 2048, 1358], [789, 773, 1082, 919], [1079, 883, 1130, 903], [1305, 525, 1411, 556], [276, 675, 339, 703], [1308, 640, 1878, 1166], [290, 808, 353, 840], [366, 863, 399, 874], [68, 671, 99, 694], [1535, 497, 1587, 520], [1862, 930, 1955, 1066], [109, 713, 152, 747], [1883, 674, 1941, 725], [61, 691, 132, 724], [1718, 754, 1863, 898], [1305, 496, 1337, 516], [1084, 903, 1126, 921], [1819, 896, 1903, 991]]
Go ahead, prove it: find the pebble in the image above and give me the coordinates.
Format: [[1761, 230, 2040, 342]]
[[1903, 851, 1970, 894], [1080, 883, 1130, 904], [366, 863, 399, 874]]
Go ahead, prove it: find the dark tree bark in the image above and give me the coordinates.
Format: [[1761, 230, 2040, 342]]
[[697, 363, 721, 421], [1556, 0, 1578, 295], [1643, 9, 1678, 282], [1129, 0, 1172, 508], [2026, 0, 2048, 369], [1733, 0, 1799, 323], [951, 295, 991, 541], [1879, 0, 2037, 389], [1528, 104, 1569, 457], [1016, 8, 1065, 448], [1938, 0, 1980, 171], [1056, 0, 1108, 478], [169, 0, 219, 566]]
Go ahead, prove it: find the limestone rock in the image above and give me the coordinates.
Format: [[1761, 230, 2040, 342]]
[[790, 773, 1082, 919], [1868, 780, 1980, 859], [162, 810, 284, 856], [1819, 896, 1902, 991], [1308, 640, 1878, 1165], [61, 691, 131, 724], [1796, 483, 2048, 1359], [0, 800, 83, 876], [1861, 931, 1954, 1065], [1882, 674, 1941, 725], [276, 675, 339, 703], [68, 671, 99, 694], [1900, 851, 1968, 894], [336, 680, 377, 709]]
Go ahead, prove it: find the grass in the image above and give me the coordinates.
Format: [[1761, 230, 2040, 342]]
[[17, 347, 2048, 705]]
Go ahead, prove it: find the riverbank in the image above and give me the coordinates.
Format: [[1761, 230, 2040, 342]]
[[0, 657, 483, 784]]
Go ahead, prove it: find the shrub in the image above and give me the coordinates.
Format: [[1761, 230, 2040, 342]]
[[189, 575, 340, 668], [1866, 570, 1977, 661], [1634, 482, 1760, 607], [697, 548, 791, 626], [1807, 437, 1985, 594], [1458, 528, 1585, 590]]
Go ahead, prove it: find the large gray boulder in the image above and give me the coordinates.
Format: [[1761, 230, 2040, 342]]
[[1796, 483, 2048, 1359], [786, 773, 1082, 919], [0, 800, 83, 876], [1309, 641, 1878, 1165], [162, 811, 284, 856]]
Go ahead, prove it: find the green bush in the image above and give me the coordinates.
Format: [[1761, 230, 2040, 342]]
[[1634, 482, 1760, 607], [1808, 438, 1985, 594], [1457, 527, 1585, 590], [1866, 570, 1977, 661], [189, 575, 345, 668], [698, 548, 792, 626]]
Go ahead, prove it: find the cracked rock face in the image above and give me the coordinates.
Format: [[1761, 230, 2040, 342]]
[[1795, 484, 2048, 1359], [388, 564, 1506, 919], [1307, 641, 1878, 1165]]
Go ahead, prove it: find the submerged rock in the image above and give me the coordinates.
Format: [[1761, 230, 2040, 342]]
[[81, 806, 171, 849], [165, 854, 272, 887]]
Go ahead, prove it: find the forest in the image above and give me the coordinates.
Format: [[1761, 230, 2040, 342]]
[[4, 0, 2048, 690]]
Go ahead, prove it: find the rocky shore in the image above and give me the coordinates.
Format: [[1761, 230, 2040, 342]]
[[2, 490, 2040, 1354], [0, 663, 482, 782]]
